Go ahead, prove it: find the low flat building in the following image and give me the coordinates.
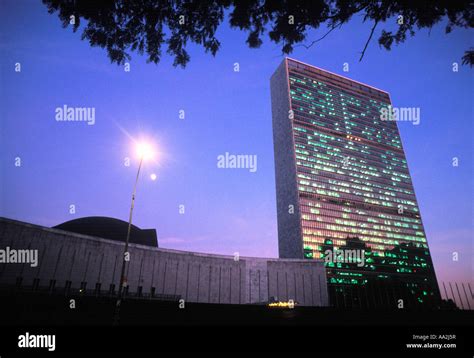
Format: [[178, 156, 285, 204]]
[[0, 217, 328, 306]]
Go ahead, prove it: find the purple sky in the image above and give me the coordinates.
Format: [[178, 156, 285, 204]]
[[0, 1, 472, 288]]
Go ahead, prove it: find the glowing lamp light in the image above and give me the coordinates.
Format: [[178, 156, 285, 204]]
[[150, 173, 157, 181], [268, 300, 296, 308], [136, 141, 155, 161]]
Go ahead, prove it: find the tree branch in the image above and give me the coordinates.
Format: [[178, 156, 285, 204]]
[[297, 3, 370, 52], [359, 19, 379, 62], [296, 22, 342, 50]]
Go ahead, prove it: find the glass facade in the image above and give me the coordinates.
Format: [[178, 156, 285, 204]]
[[271, 58, 440, 308]]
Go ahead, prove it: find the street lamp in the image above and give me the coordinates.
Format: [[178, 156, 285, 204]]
[[113, 140, 155, 325]]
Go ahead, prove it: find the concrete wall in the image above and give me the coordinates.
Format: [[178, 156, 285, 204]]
[[0, 217, 328, 306]]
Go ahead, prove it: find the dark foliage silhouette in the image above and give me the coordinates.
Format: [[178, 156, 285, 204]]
[[43, 0, 473, 67]]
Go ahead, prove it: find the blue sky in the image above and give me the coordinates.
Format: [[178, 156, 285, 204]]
[[0, 1, 472, 285]]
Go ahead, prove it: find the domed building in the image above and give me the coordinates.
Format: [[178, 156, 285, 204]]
[[54, 216, 158, 247]]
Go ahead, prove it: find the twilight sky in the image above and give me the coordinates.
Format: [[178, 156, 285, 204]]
[[0, 1, 472, 287]]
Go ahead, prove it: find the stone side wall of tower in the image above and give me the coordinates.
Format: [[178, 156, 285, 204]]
[[270, 59, 304, 259]]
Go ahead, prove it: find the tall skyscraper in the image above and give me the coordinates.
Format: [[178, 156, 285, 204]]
[[270, 58, 440, 308]]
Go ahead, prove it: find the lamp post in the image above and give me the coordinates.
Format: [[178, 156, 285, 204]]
[[113, 141, 154, 325]]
